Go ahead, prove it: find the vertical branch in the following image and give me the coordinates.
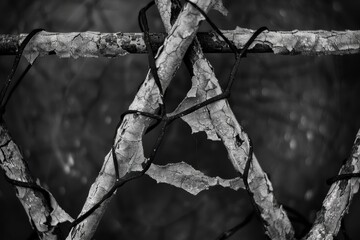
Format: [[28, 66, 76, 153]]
[[305, 130, 360, 240], [155, 0, 295, 239], [66, 1, 217, 239]]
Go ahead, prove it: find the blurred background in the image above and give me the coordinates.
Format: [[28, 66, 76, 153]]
[[0, 0, 359, 239]]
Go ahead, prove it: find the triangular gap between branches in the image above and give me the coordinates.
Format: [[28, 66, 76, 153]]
[[146, 118, 239, 177]]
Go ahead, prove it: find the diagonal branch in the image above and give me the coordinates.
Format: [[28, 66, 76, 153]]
[[154, 0, 294, 239], [305, 129, 360, 240], [66, 1, 218, 239], [1, 29, 359, 59], [0, 122, 73, 240]]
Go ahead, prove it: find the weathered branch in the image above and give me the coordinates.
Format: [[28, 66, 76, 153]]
[[305, 129, 360, 240], [0, 122, 73, 240], [1, 29, 359, 60], [66, 1, 217, 239], [154, 0, 294, 239]]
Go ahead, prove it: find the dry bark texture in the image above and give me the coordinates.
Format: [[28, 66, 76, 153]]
[[151, 0, 294, 239], [0, 123, 73, 240], [305, 130, 360, 240], [0, 29, 359, 59], [66, 1, 218, 239], [146, 162, 244, 195], [0, 1, 359, 239]]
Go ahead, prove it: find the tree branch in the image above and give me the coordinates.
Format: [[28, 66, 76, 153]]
[[0, 122, 73, 240], [1, 29, 359, 60], [305, 129, 360, 240], [154, 0, 294, 239], [66, 1, 217, 239]]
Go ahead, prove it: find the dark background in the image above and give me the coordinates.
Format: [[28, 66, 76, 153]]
[[0, 0, 360, 239]]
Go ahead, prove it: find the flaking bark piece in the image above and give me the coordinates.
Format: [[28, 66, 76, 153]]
[[171, 63, 222, 141], [147, 162, 244, 195], [45, 186, 74, 226], [212, 0, 228, 16]]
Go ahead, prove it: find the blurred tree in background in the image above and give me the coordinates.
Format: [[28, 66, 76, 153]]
[[0, 0, 359, 239]]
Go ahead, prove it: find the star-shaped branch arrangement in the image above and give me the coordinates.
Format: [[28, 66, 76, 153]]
[[0, 1, 359, 240]]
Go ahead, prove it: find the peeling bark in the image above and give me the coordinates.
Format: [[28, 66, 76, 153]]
[[147, 162, 244, 195], [221, 28, 360, 55], [0, 122, 72, 240], [66, 1, 218, 239], [0, 29, 359, 59], [155, 0, 294, 239], [305, 130, 360, 240], [1, 1, 358, 240]]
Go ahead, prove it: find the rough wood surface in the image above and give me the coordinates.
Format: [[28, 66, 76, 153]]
[[0, 122, 72, 240], [153, 1, 294, 239], [66, 1, 218, 239], [0, 29, 359, 59], [305, 130, 360, 240]]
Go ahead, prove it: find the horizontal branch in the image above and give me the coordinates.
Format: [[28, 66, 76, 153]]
[[0, 29, 359, 61]]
